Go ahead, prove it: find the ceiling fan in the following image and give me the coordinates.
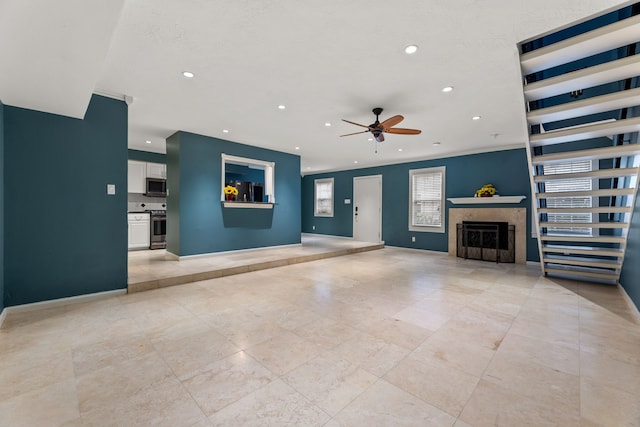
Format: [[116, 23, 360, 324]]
[[340, 107, 421, 143]]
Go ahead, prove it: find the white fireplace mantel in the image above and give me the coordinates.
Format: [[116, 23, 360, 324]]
[[447, 196, 526, 204]]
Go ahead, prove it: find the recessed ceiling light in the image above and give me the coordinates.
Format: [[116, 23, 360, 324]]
[[295, 146, 300, 150], [472, 116, 481, 120], [398, 148, 403, 152], [145, 140, 151, 144], [368, 138, 373, 141], [306, 166, 311, 170], [354, 160, 358, 164], [442, 86, 454, 93], [433, 142, 441, 146], [324, 122, 331, 127], [278, 105, 286, 110], [222, 129, 229, 133], [404, 45, 418, 54], [182, 71, 194, 78]]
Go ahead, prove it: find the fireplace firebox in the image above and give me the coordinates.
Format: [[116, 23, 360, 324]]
[[456, 221, 515, 263]]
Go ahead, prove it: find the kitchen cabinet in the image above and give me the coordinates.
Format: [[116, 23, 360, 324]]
[[146, 162, 167, 179], [128, 213, 150, 249], [128, 160, 147, 193]]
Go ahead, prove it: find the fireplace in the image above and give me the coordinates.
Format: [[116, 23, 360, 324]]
[[448, 208, 526, 264], [456, 221, 515, 263]]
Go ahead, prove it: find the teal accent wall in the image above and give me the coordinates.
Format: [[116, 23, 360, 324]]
[[4, 95, 128, 306], [128, 149, 166, 164], [302, 148, 539, 261], [166, 131, 301, 256], [0, 99, 5, 311], [620, 167, 640, 311]]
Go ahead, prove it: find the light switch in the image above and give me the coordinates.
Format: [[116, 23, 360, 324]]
[[344, 199, 351, 204], [107, 184, 116, 195]]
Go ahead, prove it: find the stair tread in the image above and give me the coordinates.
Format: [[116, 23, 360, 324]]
[[520, 14, 640, 74], [539, 235, 625, 243], [527, 87, 640, 125], [523, 55, 640, 101], [533, 167, 639, 182], [539, 221, 629, 228], [545, 266, 619, 279], [529, 117, 640, 147], [531, 144, 640, 164], [538, 206, 632, 214], [544, 255, 622, 269], [543, 244, 624, 255], [536, 188, 635, 198]]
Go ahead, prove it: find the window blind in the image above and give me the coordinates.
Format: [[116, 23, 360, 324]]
[[412, 171, 442, 227], [542, 160, 593, 235]]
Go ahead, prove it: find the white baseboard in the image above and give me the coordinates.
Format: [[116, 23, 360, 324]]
[[302, 232, 354, 240], [172, 242, 303, 261], [618, 284, 640, 324], [0, 289, 127, 326]]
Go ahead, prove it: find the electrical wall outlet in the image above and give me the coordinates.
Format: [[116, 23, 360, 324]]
[[411, 236, 415, 242], [107, 184, 116, 195], [312, 225, 316, 230]]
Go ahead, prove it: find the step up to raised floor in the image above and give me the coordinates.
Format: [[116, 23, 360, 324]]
[[128, 241, 385, 293]]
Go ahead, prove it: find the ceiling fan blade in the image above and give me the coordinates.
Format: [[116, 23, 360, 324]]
[[375, 133, 385, 143], [386, 128, 422, 135], [340, 130, 370, 137], [342, 119, 374, 129], [379, 115, 404, 130]]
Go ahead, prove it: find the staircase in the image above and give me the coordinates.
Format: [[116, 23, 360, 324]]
[[519, 6, 640, 284]]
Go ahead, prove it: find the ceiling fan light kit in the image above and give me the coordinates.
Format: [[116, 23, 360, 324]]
[[340, 107, 422, 143]]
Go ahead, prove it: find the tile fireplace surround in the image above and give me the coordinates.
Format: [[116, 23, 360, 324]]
[[448, 208, 527, 264]]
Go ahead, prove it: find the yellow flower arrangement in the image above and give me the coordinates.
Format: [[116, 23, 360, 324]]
[[474, 183, 496, 197], [224, 185, 239, 199]]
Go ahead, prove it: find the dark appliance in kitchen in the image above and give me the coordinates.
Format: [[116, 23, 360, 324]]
[[227, 180, 264, 202], [252, 183, 264, 202], [150, 210, 166, 249], [145, 177, 167, 197]]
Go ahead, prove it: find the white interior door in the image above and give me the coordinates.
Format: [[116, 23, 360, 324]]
[[353, 175, 382, 243]]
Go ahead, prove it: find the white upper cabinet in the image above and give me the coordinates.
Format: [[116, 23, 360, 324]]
[[128, 160, 147, 193], [146, 162, 167, 179]]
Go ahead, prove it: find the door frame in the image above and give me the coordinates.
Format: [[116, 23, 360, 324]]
[[353, 174, 383, 243]]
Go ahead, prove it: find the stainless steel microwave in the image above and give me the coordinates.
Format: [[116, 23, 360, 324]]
[[145, 177, 166, 197]]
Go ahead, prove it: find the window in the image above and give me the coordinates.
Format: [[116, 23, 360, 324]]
[[314, 178, 334, 217], [409, 166, 445, 233], [541, 160, 596, 236], [221, 154, 275, 202]]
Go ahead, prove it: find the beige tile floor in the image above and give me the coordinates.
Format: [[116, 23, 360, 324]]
[[2, 247, 640, 426]]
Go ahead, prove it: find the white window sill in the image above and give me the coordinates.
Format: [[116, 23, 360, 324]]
[[222, 201, 274, 209]]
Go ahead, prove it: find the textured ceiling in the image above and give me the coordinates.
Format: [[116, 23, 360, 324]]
[[0, 0, 631, 174]]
